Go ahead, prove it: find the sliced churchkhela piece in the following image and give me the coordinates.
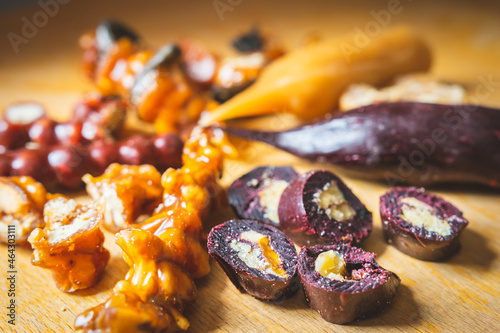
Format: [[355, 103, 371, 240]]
[[228, 166, 298, 227], [380, 187, 469, 261], [298, 244, 400, 324], [208, 219, 299, 301], [278, 170, 372, 246], [221, 102, 500, 187]]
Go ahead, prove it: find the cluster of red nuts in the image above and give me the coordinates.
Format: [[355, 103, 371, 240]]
[[0, 95, 183, 189]]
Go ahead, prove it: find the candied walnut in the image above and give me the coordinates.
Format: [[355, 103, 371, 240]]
[[75, 128, 235, 332], [212, 27, 284, 102], [83, 163, 162, 232], [75, 229, 197, 332], [114, 229, 197, 304], [150, 127, 236, 222], [339, 74, 466, 111], [139, 206, 204, 240], [155, 228, 210, 279], [0, 176, 48, 245], [28, 197, 110, 292], [75, 291, 177, 333]]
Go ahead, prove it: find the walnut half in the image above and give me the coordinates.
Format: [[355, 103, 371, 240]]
[[28, 197, 110, 292], [0, 176, 48, 245], [83, 163, 163, 232]]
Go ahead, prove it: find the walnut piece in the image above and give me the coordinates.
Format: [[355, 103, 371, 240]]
[[75, 229, 197, 332], [28, 197, 109, 292], [315, 181, 356, 221], [0, 176, 48, 245], [75, 128, 235, 332], [83, 163, 162, 232], [315, 250, 347, 280]]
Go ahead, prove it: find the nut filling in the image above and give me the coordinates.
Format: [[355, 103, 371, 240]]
[[399, 197, 452, 236], [230, 230, 287, 278], [207, 219, 299, 301], [315, 250, 346, 280], [228, 166, 298, 227], [299, 244, 401, 324], [259, 179, 289, 224], [314, 181, 355, 221], [380, 187, 469, 261]]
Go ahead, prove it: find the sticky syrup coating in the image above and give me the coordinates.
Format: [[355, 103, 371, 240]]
[[83, 163, 163, 232], [29, 197, 110, 292], [75, 128, 236, 332], [0, 176, 51, 245]]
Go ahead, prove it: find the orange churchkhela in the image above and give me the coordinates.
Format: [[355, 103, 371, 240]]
[[75, 127, 236, 332], [80, 20, 283, 138], [80, 20, 217, 138]]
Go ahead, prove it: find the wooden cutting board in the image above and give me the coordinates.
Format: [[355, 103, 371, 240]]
[[1, 0, 499, 332]]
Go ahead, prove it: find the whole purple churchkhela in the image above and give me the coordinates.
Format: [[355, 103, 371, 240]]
[[222, 102, 500, 187]]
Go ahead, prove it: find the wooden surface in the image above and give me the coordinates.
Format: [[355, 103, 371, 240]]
[[1, 0, 500, 332]]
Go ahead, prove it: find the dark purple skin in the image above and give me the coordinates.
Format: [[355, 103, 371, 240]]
[[299, 244, 400, 324], [278, 170, 372, 247], [380, 187, 469, 261], [222, 102, 500, 188], [228, 166, 298, 227], [207, 219, 299, 301]]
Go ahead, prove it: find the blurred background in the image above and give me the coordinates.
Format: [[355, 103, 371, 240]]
[[0, 0, 499, 115]]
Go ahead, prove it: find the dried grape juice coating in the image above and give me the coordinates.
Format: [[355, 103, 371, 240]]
[[207, 219, 299, 301], [278, 170, 372, 246], [228, 166, 298, 227], [380, 187, 469, 261], [299, 244, 400, 324]]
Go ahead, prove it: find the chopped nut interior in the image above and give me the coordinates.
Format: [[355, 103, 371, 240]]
[[315, 181, 355, 221], [44, 198, 95, 244], [229, 230, 287, 278], [399, 197, 452, 237], [0, 177, 46, 243], [315, 250, 346, 280], [259, 178, 289, 224]]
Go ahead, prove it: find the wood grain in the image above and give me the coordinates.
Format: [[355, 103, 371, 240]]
[[1, 0, 500, 332]]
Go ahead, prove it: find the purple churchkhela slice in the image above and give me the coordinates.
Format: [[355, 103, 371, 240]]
[[278, 170, 372, 246], [380, 187, 469, 261], [228, 166, 298, 227], [299, 244, 400, 324], [207, 219, 299, 301]]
